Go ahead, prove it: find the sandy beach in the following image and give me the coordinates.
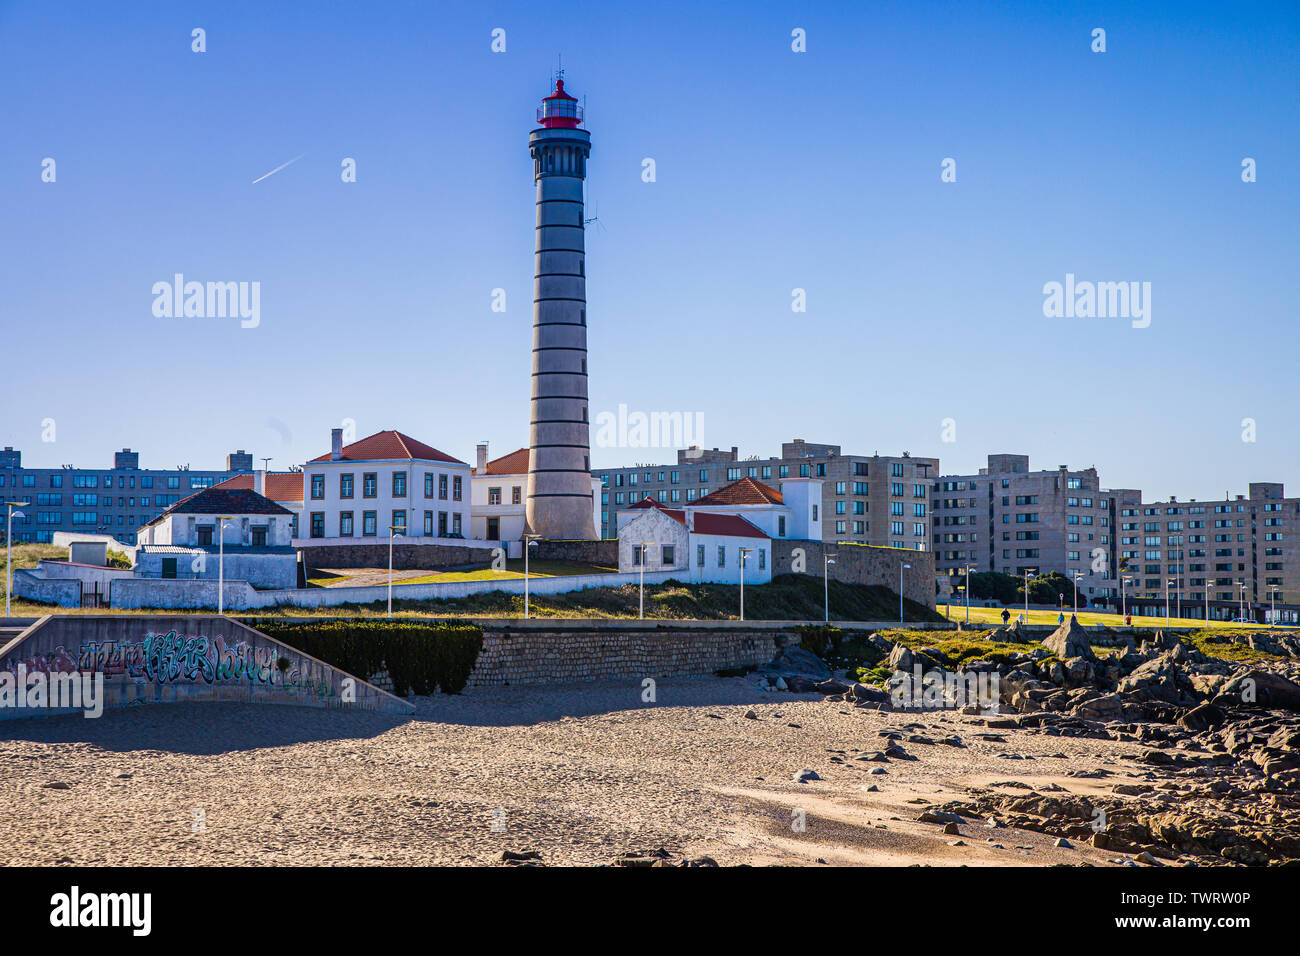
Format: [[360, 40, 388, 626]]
[[0, 677, 1160, 867]]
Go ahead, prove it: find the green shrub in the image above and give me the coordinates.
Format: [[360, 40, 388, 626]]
[[256, 620, 484, 696], [793, 624, 844, 657]]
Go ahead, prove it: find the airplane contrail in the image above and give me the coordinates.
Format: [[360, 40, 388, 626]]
[[252, 154, 304, 184]]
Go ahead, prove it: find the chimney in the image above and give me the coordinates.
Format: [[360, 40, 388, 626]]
[[686, 508, 695, 532], [330, 428, 343, 461], [254, 469, 265, 496], [476, 442, 488, 474]]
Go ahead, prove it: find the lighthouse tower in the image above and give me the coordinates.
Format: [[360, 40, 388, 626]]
[[526, 76, 596, 540]]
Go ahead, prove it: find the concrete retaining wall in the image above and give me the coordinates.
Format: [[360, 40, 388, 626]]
[[0, 615, 413, 718], [297, 542, 499, 574], [12, 570, 81, 608], [771, 539, 936, 608], [531, 539, 619, 567], [466, 621, 802, 687]]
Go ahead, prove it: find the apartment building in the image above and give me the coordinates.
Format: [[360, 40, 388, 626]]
[[931, 454, 1120, 605], [0, 445, 249, 545], [1117, 482, 1300, 618], [594, 439, 937, 551]]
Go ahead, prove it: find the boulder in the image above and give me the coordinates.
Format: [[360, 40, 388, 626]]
[[765, 646, 831, 682], [1214, 670, 1300, 712], [1073, 692, 1123, 722], [815, 678, 853, 696], [1041, 617, 1097, 662], [1177, 702, 1226, 732]]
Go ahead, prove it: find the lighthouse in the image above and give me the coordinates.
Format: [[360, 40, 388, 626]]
[[526, 76, 597, 540]]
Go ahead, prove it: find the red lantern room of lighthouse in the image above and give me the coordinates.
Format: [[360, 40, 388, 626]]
[[537, 78, 583, 128]]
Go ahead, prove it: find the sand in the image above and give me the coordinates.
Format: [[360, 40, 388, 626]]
[[0, 678, 1155, 866]]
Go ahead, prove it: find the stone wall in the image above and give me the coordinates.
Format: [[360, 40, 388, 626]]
[[465, 621, 801, 687], [532, 539, 619, 567], [12, 570, 81, 608], [771, 539, 936, 608], [0, 615, 413, 718], [298, 542, 497, 574]]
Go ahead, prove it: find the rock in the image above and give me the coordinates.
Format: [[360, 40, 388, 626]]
[[744, 709, 759, 720], [851, 683, 890, 704], [943, 822, 961, 835], [1054, 838, 1073, 848], [793, 768, 821, 783], [1041, 617, 1098, 662], [918, 810, 966, 825], [785, 676, 820, 694], [888, 644, 916, 670], [1215, 670, 1300, 711], [766, 646, 831, 682], [1178, 702, 1226, 732], [1134, 850, 1164, 866], [501, 849, 542, 862], [1073, 692, 1123, 721], [815, 678, 853, 695]]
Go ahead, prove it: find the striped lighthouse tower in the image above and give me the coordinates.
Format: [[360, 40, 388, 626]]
[[526, 76, 596, 540]]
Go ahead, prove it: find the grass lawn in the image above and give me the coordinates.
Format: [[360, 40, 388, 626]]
[[398, 559, 616, 585], [938, 602, 1271, 629]]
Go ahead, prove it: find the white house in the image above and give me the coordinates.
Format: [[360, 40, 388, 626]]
[[297, 428, 476, 547], [470, 444, 601, 556], [616, 499, 773, 585], [615, 476, 821, 542], [134, 486, 298, 588]]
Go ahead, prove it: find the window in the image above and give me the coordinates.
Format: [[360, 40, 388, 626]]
[[633, 545, 643, 566], [311, 474, 325, 499], [696, 544, 705, 567], [197, 526, 214, 545], [340, 511, 354, 537], [717, 546, 725, 568], [662, 544, 675, 564], [778, 516, 786, 537], [141, 476, 153, 488], [251, 526, 268, 546], [452, 513, 462, 534], [310, 512, 325, 538], [362, 511, 377, 536], [392, 510, 406, 534], [758, 549, 766, 570], [341, 473, 354, 498], [363, 473, 377, 498], [393, 472, 407, 497], [50, 475, 63, 488], [453, 476, 463, 501], [424, 511, 434, 535], [489, 487, 501, 505], [439, 474, 448, 499], [512, 486, 522, 505], [424, 473, 434, 498]]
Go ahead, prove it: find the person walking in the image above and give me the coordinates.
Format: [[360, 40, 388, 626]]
[[1001, 608, 1010, 625]]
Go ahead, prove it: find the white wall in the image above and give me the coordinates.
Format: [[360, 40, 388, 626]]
[[686, 533, 774, 585], [617, 510, 689, 574], [300, 458, 473, 542]]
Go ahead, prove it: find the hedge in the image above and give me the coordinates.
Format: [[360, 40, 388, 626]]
[[256, 620, 484, 696]]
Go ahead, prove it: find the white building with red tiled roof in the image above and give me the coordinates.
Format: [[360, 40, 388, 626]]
[[470, 444, 603, 557], [616, 500, 772, 585], [213, 471, 305, 535], [297, 427, 476, 547]]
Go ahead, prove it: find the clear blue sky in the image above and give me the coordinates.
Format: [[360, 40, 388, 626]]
[[2, 1, 1296, 501]]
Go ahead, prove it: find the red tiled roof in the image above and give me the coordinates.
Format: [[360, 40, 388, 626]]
[[624, 499, 769, 539], [694, 476, 783, 507], [308, 429, 466, 465], [478, 447, 530, 476], [214, 473, 304, 502]]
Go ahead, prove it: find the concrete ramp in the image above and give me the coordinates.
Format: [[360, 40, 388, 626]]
[[0, 615, 414, 719]]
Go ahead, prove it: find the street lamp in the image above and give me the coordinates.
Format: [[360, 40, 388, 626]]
[[1204, 580, 1212, 623], [216, 515, 235, 616], [1238, 581, 1247, 623], [387, 525, 404, 619], [1022, 568, 1036, 624], [899, 563, 911, 624], [1269, 585, 1280, 628], [1165, 578, 1174, 627], [739, 548, 753, 621], [1122, 576, 1133, 623], [964, 565, 976, 625], [4, 502, 27, 619], [823, 553, 837, 623], [637, 540, 652, 620], [523, 534, 541, 619], [1072, 571, 1084, 618]]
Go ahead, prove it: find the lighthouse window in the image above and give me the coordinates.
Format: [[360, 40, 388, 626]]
[[579, 260, 584, 276], [580, 309, 585, 325]]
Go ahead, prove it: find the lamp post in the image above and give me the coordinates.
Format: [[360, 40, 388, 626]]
[[1238, 581, 1247, 623], [1204, 580, 1212, 623], [637, 540, 652, 620], [899, 563, 911, 624], [964, 565, 976, 625], [4, 502, 27, 619], [1165, 578, 1173, 627], [1122, 576, 1132, 623], [216, 515, 236, 616], [1072, 571, 1084, 618], [387, 525, 403, 619], [1269, 584, 1280, 628], [823, 553, 837, 623], [739, 548, 753, 621], [1022, 568, 1035, 624], [523, 534, 540, 619]]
